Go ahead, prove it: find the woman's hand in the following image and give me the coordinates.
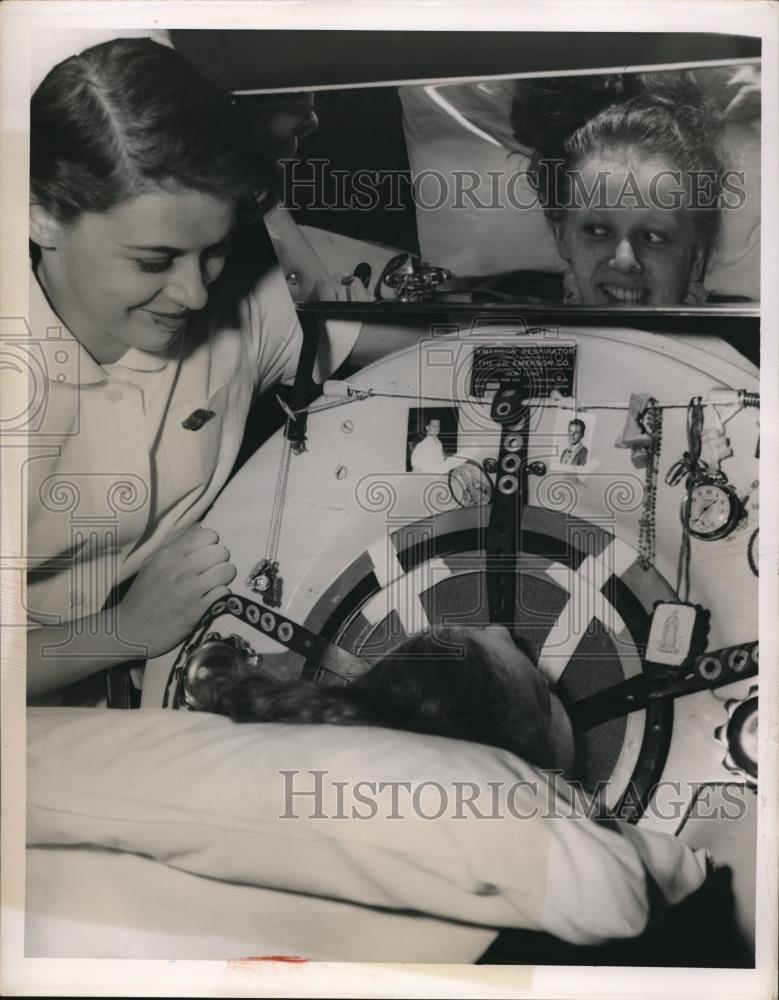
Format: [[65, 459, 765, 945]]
[[120, 526, 237, 658], [27, 526, 237, 698]]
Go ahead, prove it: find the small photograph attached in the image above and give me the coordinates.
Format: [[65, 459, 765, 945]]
[[406, 407, 460, 472], [550, 409, 597, 472]]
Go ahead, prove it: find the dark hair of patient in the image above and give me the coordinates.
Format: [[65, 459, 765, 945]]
[[511, 71, 726, 250], [189, 627, 561, 770], [30, 37, 276, 226]]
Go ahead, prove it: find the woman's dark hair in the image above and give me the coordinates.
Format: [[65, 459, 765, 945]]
[[510, 71, 727, 251], [188, 627, 561, 770], [31, 37, 277, 225]]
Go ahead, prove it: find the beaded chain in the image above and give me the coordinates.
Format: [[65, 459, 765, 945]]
[[638, 399, 663, 571]]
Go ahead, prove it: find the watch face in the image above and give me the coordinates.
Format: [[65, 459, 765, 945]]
[[687, 483, 737, 538], [448, 459, 493, 508]]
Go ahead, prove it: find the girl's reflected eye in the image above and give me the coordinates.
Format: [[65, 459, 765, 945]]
[[642, 230, 668, 245], [137, 258, 173, 274]]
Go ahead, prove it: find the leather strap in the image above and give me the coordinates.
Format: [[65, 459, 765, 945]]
[[485, 380, 531, 625], [163, 594, 369, 708], [568, 641, 758, 731]]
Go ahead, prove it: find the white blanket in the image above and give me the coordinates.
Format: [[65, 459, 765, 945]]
[[26, 708, 708, 960]]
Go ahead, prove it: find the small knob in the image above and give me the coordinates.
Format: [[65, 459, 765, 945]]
[[491, 385, 527, 425]]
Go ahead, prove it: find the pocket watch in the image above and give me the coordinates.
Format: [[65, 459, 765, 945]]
[[681, 478, 742, 541], [448, 458, 494, 508]]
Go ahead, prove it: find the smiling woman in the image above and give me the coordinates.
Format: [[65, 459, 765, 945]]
[[25, 38, 324, 703], [553, 149, 709, 306], [511, 72, 731, 306], [32, 190, 237, 363]]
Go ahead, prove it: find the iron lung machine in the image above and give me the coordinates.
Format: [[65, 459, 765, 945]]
[[143, 313, 760, 941]]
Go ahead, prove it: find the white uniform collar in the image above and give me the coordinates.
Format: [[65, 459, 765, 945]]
[[105, 347, 168, 373]]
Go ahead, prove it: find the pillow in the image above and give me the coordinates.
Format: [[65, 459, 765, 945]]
[[27, 708, 707, 946], [400, 83, 562, 278], [704, 119, 761, 299]]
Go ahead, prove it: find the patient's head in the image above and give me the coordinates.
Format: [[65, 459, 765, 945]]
[[512, 73, 725, 306], [354, 626, 573, 771], [188, 624, 574, 774]]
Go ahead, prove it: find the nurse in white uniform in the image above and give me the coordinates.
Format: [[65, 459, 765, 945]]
[[25, 38, 336, 701]]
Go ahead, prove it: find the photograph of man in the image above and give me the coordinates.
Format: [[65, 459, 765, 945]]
[[410, 416, 445, 471], [407, 408, 460, 472], [560, 418, 589, 466]]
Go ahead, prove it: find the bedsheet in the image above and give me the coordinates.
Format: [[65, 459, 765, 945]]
[[25, 846, 493, 961]]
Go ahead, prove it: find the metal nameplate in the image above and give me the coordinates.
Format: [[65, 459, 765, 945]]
[[471, 344, 577, 398]]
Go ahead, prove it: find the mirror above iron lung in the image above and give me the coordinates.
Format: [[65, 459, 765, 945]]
[[170, 30, 760, 310], [398, 64, 761, 310]]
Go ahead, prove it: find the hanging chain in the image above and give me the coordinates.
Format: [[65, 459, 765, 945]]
[[675, 518, 692, 601], [670, 398, 705, 602], [267, 429, 293, 564], [638, 398, 663, 570], [245, 421, 294, 606]]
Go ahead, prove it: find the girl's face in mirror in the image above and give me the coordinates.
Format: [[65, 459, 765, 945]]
[[34, 187, 237, 365], [554, 146, 706, 306]]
